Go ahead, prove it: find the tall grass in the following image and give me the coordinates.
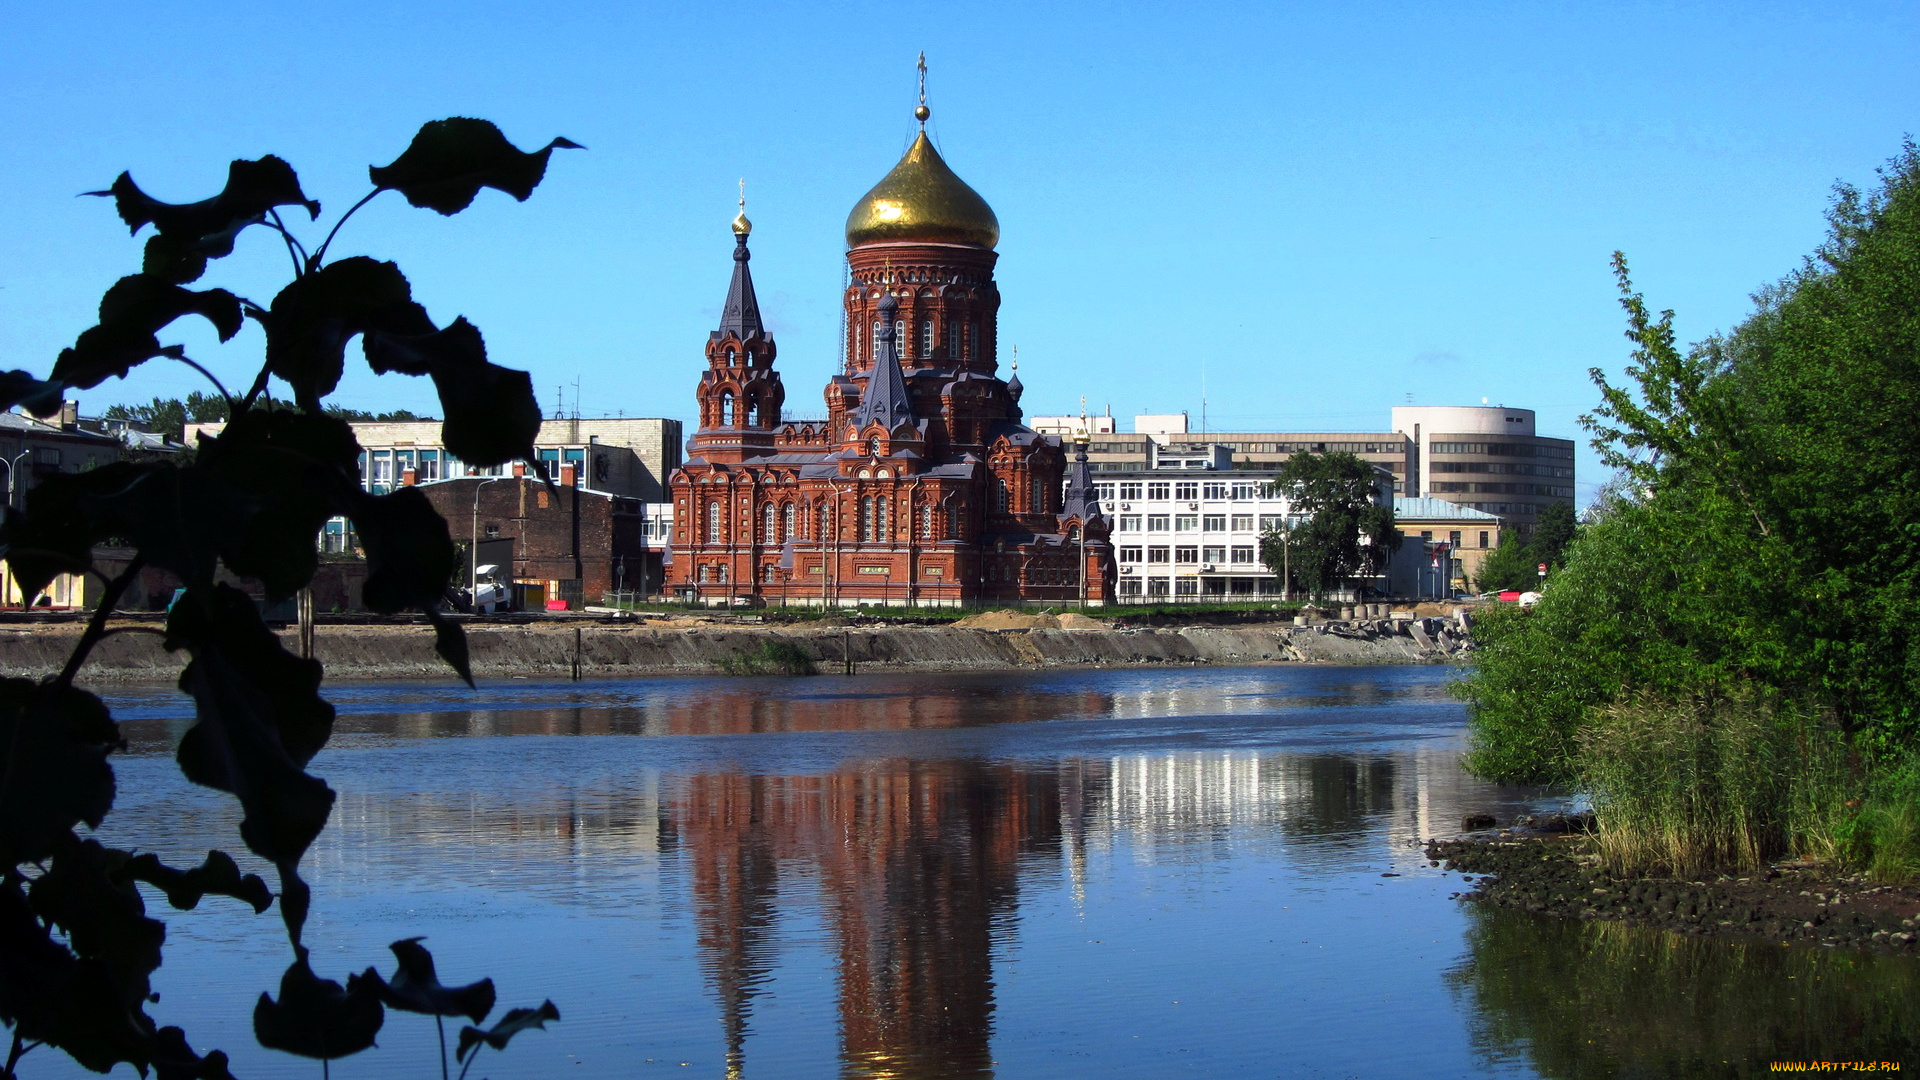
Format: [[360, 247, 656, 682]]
[[1576, 691, 1854, 876], [716, 638, 816, 677]]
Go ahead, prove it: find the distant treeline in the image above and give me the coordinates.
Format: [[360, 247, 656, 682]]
[[102, 392, 431, 445]]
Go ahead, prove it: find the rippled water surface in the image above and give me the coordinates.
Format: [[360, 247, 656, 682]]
[[42, 666, 1920, 1078]]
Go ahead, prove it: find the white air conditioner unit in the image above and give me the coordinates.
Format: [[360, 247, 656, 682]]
[[1187, 503, 1199, 511], [1120, 565, 1137, 574], [1201, 564, 1215, 572], [1120, 503, 1132, 511]]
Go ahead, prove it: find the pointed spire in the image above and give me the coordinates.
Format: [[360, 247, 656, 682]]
[[915, 52, 930, 126], [855, 290, 915, 431], [1060, 434, 1103, 522], [717, 185, 763, 340]]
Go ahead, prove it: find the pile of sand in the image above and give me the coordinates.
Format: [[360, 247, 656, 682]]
[[1055, 612, 1111, 630], [952, 609, 1060, 631]]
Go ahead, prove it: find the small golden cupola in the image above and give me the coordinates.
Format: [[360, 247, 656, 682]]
[[844, 58, 999, 250]]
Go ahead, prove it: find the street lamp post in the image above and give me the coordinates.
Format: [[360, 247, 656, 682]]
[[470, 476, 508, 611]]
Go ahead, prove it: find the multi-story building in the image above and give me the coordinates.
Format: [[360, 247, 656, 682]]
[[1091, 445, 1396, 601], [1077, 414, 1416, 496], [0, 403, 127, 608], [339, 416, 682, 502], [1390, 496, 1505, 597], [664, 100, 1113, 607], [1391, 406, 1575, 538]]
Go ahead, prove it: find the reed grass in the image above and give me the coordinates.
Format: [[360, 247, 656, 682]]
[[716, 638, 816, 677]]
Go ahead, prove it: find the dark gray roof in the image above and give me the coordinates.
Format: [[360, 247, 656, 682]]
[[715, 234, 765, 340], [853, 292, 915, 431]]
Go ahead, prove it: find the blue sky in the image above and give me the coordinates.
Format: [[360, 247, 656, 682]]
[[3, 2, 1916, 503]]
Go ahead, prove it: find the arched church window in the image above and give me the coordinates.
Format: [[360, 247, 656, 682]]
[[762, 564, 777, 583], [860, 496, 876, 542], [894, 320, 906, 355], [717, 564, 728, 583], [782, 503, 795, 540], [871, 321, 880, 360], [968, 320, 980, 360], [816, 504, 828, 541], [706, 500, 723, 543], [726, 347, 736, 364], [920, 505, 933, 540], [992, 477, 1009, 514], [1031, 480, 1046, 515], [945, 320, 957, 358], [1068, 525, 1081, 542], [869, 436, 882, 458], [877, 498, 890, 542], [719, 393, 734, 427], [920, 320, 934, 357], [764, 503, 778, 544]]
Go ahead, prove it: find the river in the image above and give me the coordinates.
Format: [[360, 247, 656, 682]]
[[39, 666, 1919, 1078]]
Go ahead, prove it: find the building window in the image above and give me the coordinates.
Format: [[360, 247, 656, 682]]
[[1231, 482, 1261, 500], [993, 477, 1010, 514], [919, 504, 934, 539], [871, 321, 880, 360], [921, 320, 934, 357], [762, 564, 777, 583], [705, 501, 721, 543], [1118, 515, 1141, 532], [1230, 515, 1254, 532], [1202, 482, 1227, 500], [1175, 578, 1199, 596], [783, 503, 796, 540], [1147, 546, 1170, 564], [1450, 530, 1463, 547], [1258, 514, 1283, 532], [1202, 514, 1226, 532], [1119, 546, 1142, 563], [418, 450, 439, 481], [1147, 482, 1170, 500], [1095, 483, 1115, 501], [1174, 546, 1198, 564], [1174, 481, 1198, 500], [1118, 482, 1142, 501], [1146, 515, 1170, 532], [1174, 515, 1198, 532], [968, 319, 979, 359], [1230, 546, 1256, 564], [1119, 578, 1143, 597], [1421, 530, 1433, 542], [1479, 530, 1490, 549], [861, 496, 876, 542], [817, 504, 829, 540], [764, 503, 778, 544], [1147, 578, 1170, 596], [1030, 481, 1046, 514], [1202, 545, 1226, 563]]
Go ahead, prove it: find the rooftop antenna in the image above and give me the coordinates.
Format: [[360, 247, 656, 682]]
[[573, 377, 582, 419]]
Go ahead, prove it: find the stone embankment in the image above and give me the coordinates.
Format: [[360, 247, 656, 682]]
[[1429, 832, 1920, 954], [0, 609, 1474, 682]]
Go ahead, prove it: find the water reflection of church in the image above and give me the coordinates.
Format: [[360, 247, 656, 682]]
[[665, 90, 1114, 607]]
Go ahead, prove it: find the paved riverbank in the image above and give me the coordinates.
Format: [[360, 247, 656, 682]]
[[5, 613, 1473, 682], [1429, 832, 1920, 954]]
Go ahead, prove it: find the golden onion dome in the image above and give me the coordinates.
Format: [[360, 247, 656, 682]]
[[730, 209, 752, 236], [845, 130, 999, 249]]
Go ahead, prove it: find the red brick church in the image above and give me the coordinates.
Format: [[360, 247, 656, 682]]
[[666, 101, 1112, 607]]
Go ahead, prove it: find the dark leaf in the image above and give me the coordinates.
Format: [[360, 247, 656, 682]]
[[349, 486, 457, 615], [0, 878, 79, 1044], [90, 156, 319, 254], [2, 462, 244, 599], [152, 1026, 237, 1080], [0, 680, 119, 864], [455, 999, 559, 1063], [28, 836, 164, 1004], [0, 369, 66, 417], [365, 315, 542, 466], [260, 257, 433, 410], [123, 850, 274, 915], [375, 937, 495, 1022], [253, 951, 383, 1061], [143, 232, 211, 285], [427, 608, 475, 687], [198, 410, 363, 599], [52, 275, 243, 390], [166, 584, 335, 944], [370, 118, 581, 215]]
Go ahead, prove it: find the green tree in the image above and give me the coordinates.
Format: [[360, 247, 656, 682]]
[[102, 389, 230, 443], [1473, 530, 1539, 593], [1529, 500, 1578, 569], [1459, 139, 1920, 873], [0, 119, 575, 1076], [1260, 451, 1400, 599], [324, 404, 433, 422]]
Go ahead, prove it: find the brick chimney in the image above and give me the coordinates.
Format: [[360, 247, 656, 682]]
[[401, 468, 418, 486], [512, 461, 527, 478], [560, 462, 577, 488], [59, 400, 78, 431]]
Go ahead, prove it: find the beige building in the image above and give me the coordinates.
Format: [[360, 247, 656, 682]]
[[1391, 405, 1575, 538]]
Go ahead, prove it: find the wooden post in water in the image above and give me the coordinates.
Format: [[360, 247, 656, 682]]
[[571, 625, 582, 681], [843, 628, 853, 676], [296, 587, 314, 660]]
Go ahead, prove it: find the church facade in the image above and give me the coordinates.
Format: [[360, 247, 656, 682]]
[[666, 108, 1112, 607]]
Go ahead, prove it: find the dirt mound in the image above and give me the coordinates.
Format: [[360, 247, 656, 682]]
[[1056, 612, 1111, 630], [952, 609, 1059, 631]]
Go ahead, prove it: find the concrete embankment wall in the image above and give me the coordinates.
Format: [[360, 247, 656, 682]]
[[1, 617, 1471, 683]]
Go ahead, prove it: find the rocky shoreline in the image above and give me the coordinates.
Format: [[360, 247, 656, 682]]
[[1, 611, 1475, 682], [1428, 828, 1920, 955]]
